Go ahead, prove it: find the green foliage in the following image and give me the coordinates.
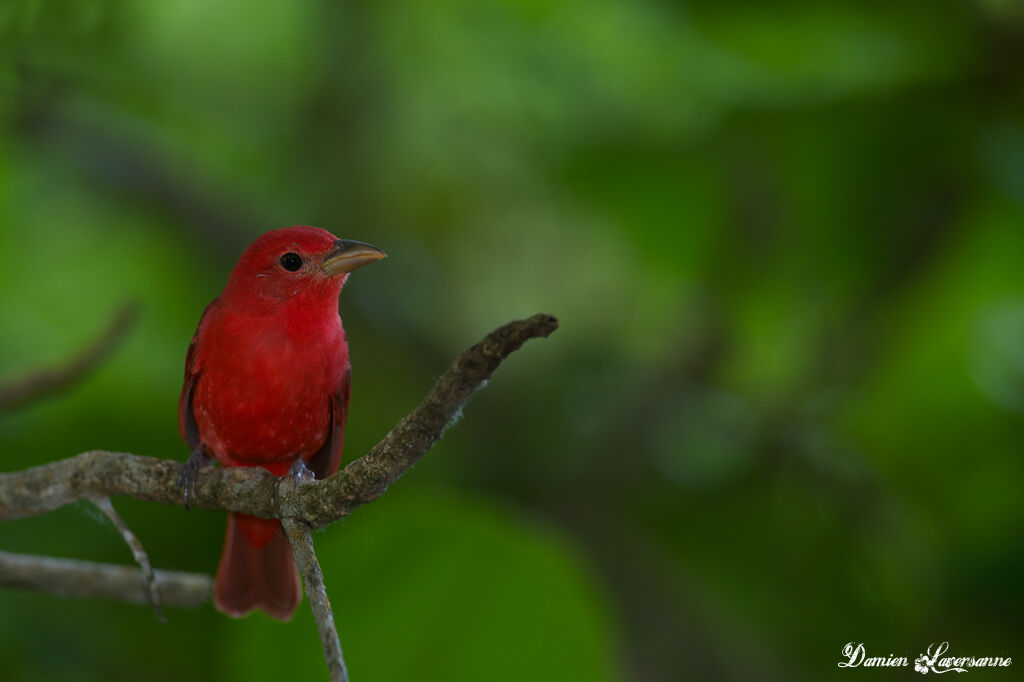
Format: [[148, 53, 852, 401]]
[[221, 487, 615, 682]]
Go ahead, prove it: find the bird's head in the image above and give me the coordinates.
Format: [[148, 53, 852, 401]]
[[221, 226, 387, 310]]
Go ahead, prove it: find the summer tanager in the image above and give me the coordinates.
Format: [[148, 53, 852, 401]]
[[178, 226, 386, 620]]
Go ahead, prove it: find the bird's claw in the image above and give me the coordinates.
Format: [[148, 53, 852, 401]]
[[177, 447, 212, 510], [288, 458, 316, 486], [279, 458, 316, 501]]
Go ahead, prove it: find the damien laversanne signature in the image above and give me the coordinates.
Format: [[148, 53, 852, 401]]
[[839, 642, 1012, 674]]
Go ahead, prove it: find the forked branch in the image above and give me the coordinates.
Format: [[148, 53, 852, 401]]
[[0, 313, 559, 680], [0, 313, 559, 523]]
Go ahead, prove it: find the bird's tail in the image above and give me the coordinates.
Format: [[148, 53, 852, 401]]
[[214, 513, 301, 621]]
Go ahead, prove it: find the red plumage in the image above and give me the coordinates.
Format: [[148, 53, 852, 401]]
[[178, 226, 385, 620]]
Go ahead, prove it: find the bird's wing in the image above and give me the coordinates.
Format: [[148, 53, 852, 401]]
[[306, 367, 350, 480], [178, 301, 215, 451]]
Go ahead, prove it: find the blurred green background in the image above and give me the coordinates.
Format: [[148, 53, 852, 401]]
[[2, 1, 1024, 680]]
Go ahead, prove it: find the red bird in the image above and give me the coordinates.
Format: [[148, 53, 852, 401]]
[[177, 226, 386, 620]]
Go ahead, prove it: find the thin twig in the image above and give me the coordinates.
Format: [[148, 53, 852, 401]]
[[0, 550, 210, 607], [0, 303, 140, 411], [91, 497, 165, 622], [283, 518, 349, 682]]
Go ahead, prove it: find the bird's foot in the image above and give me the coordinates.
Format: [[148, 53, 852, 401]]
[[278, 458, 317, 504], [177, 447, 212, 510], [288, 458, 317, 486]]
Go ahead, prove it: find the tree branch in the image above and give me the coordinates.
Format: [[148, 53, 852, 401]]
[[0, 303, 139, 411], [0, 550, 211, 608], [0, 313, 558, 681], [283, 518, 349, 682], [0, 313, 558, 524]]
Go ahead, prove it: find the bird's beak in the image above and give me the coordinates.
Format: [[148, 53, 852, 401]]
[[321, 239, 388, 276]]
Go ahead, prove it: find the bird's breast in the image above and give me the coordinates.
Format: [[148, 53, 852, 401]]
[[192, 308, 347, 472]]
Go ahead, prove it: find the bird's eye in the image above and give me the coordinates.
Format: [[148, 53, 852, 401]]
[[279, 252, 303, 272]]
